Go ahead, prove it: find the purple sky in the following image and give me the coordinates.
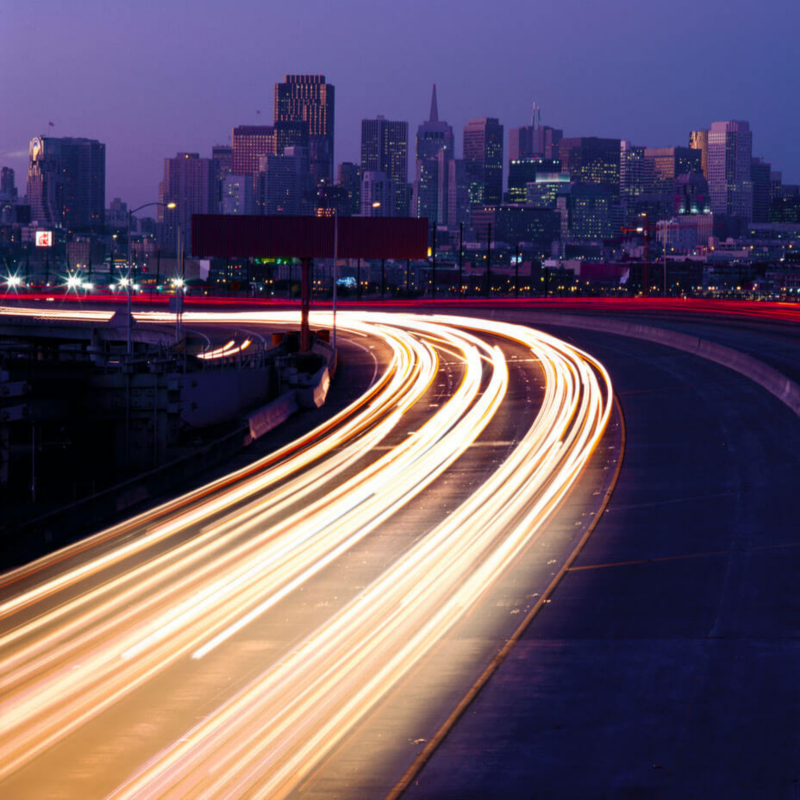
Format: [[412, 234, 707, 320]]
[[2, 0, 797, 210]]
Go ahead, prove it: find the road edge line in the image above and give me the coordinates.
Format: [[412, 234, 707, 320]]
[[384, 394, 627, 800]]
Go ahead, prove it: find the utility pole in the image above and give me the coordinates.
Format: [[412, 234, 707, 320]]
[[515, 243, 520, 298], [485, 223, 492, 297], [458, 222, 464, 297], [431, 221, 437, 299]]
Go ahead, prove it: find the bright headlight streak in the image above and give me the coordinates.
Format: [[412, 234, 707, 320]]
[[104, 316, 612, 800], [0, 307, 613, 795], [0, 316, 484, 770]]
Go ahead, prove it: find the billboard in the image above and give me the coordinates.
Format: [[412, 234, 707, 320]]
[[35, 231, 53, 248]]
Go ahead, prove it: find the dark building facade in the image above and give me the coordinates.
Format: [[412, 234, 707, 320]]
[[274, 75, 335, 184], [506, 158, 561, 203], [557, 137, 620, 199], [25, 136, 105, 231], [463, 118, 504, 207], [361, 116, 409, 216], [337, 162, 362, 216]]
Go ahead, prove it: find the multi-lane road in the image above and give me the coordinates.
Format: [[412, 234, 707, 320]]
[[0, 309, 616, 798]]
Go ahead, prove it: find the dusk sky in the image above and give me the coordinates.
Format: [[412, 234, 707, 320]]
[[2, 0, 798, 210]]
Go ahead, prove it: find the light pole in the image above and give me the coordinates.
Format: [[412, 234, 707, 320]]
[[332, 209, 339, 350], [127, 200, 176, 356]]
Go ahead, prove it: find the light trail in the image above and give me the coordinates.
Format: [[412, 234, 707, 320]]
[[0, 307, 613, 798]]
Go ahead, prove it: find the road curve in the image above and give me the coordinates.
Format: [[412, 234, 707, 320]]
[[0, 309, 613, 799]]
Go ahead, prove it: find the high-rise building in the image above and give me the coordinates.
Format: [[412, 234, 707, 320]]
[[506, 158, 561, 204], [689, 130, 709, 178], [274, 75, 335, 184], [257, 146, 315, 216], [557, 137, 620, 199], [620, 141, 647, 213], [158, 152, 215, 255], [337, 162, 362, 216], [221, 174, 255, 215], [509, 104, 562, 161], [446, 159, 469, 229], [463, 118, 504, 207], [25, 136, 105, 231], [643, 147, 702, 194], [708, 120, 753, 221], [232, 126, 276, 176], [361, 171, 396, 217], [751, 157, 771, 224], [361, 116, 409, 216], [0, 167, 16, 200], [211, 145, 233, 212], [412, 85, 455, 225]]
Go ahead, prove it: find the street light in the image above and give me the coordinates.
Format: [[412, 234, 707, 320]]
[[127, 201, 176, 356]]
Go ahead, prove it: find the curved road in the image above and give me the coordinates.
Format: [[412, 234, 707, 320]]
[[0, 310, 615, 799]]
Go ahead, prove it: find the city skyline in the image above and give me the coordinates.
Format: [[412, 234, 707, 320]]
[[2, 0, 798, 209]]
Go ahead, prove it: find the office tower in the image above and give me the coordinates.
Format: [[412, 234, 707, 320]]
[[361, 171, 396, 216], [257, 146, 315, 216], [643, 147, 702, 193], [463, 118, 504, 207], [25, 136, 105, 231], [507, 157, 561, 203], [275, 120, 310, 154], [708, 121, 753, 221], [211, 145, 233, 212], [274, 75, 335, 184], [412, 85, 455, 225], [751, 157, 771, 223], [232, 126, 276, 175], [620, 141, 648, 212], [674, 173, 710, 215], [557, 137, 620, 198], [0, 167, 16, 199], [526, 172, 571, 209], [509, 104, 562, 162], [361, 116, 409, 216], [689, 130, 709, 178], [221, 174, 255, 215], [158, 152, 215, 255], [446, 159, 469, 228], [470, 205, 560, 254], [557, 184, 615, 241], [337, 162, 362, 216], [211, 145, 233, 177]]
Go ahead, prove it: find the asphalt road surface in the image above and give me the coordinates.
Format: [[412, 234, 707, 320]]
[[0, 310, 614, 799], [402, 323, 800, 800]]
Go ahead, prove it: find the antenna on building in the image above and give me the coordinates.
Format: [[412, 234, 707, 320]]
[[531, 103, 537, 127]]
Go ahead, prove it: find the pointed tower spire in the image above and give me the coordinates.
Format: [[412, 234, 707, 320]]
[[429, 84, 439, 123]]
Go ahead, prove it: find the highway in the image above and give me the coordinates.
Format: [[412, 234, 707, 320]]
[[0, 309, 614, 799]]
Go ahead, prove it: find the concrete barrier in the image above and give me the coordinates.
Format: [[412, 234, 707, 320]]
[[520, 311, 800, 418], [244, 391, 299, 444]]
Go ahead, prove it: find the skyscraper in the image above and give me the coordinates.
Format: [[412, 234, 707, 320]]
[[643, 147, 702, 193], [337, 162, 362, 216], [463, 118, 504, 207], [751, 157, 772, 224], [0, 167, 16, 200], [361, 171, 396, 217], [361, 116, 409, 216], [509, 104, 562, 162], [708, 120, 753, 221], [158, 152, 215, 255], [412, 85, 454, 225], [557, 137, 620, 198], [689, 130, 709, 178], [274, 75, 335, 184], [25, 136, 105, 231], [232, 126, 276, 175], [257, 147, 315, 216]]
